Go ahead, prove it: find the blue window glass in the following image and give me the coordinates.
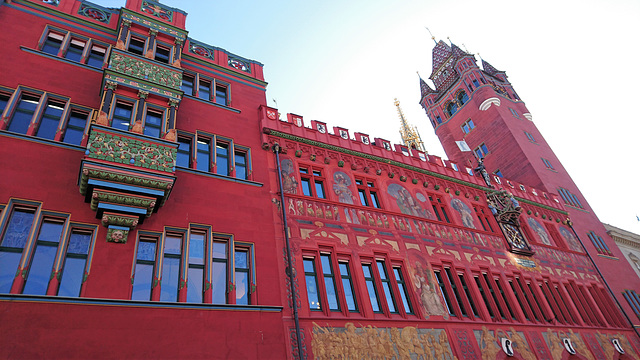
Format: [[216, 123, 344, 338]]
[[458, 91, 469, 105], [160, 235, 182, 302], [472, 79, 480, 87], [338, 263, 357, 311], [154, 45, 171, 64], [235, 249, 249, 305], [176, 137, 192, 168], [42, 32, 63, 56], [377, 261, 397, 313], [198, 80, 210, 101], [8, 94, 40, 134], [112, 102, 132, 131], [62, 110, 88, 145], [447, 102, 458, 116], [436, 116, 442, 124], [186, 232, 205, 303], [314, 181, 325, 199], [86, 45, 106, 68], [23, 221, 64, 295], [495, 170, 504, 178], [362, 264, 381, 312], [58, 230, 92, 297], [301, 178, 312, 196], [234, 151, 247, 179], [0, 93, 10, 114], [36, 100, 65, 140], [394, 267, 412, 314], [211, 241, 227, 304], [131, 240, 157, 301], [196, 138, 210, 172], [0, 209, 35, 293], [65, 39, 85, 62], [358, 189, 368, 206], [181, 75, 194, 96], [215, 85, 227, 106], [303, 259, 321, 310], [216, 142, 229, 176], [321, 255, 339, 311], [128, 36, 145, 56], [143, 110, 163, 138]]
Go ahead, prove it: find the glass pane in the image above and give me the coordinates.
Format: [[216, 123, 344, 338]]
[[216, 144, 229, 176], [164, 236, 182, 255], [1, 209, 35, 248], [67, 232, 91, 255], [320, 255, 332, 275], [9, 95, 39, 134], [37, 221, 63, 243], [398, 283, 411, 313], [131, 263, 153, 301], [236, 271, 248, 305], [112, 103, 132, 131], [198, 82, 210, 100], [196, 140, 210, 172], [365, 280, 380, 312], [361, 265, 372, 278], [136, 241, 156, 261], [189, 233, 204, 265], [215, 86, 227, 105], [301, 179, 312, 196], [62, 111, 87, 145], [377, 262, 388, 280], [324, 277, 339, 310], [303, 259, 315, 273], [186, 267, 203, 303], [65, 41, 84, 62], [0, 251, 21, 293], [160, 257, 180, 302], [235, 152, 247, 179], [143, 111, 163, 138], [342, 278, 357, 311], [382, 283, 396, 312], [315, 181, 325, 198], [176, 139, 191, 167], [305, 275, 321, 310], [358, 189, 368, 206], [87, 47, 105, 68], [58, 257, 86, 297], [212, 241, 226, 259], [23, 244, 57, 295], [211, 261, 226, 304], [36, 101, 65, 140], [42, 37, 62, 55], [235, 250, 248, 269]]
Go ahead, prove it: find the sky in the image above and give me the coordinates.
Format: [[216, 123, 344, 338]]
[[100, 0, 640, 233]]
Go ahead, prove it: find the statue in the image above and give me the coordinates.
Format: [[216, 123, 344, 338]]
[[474, 158, 493, 188]]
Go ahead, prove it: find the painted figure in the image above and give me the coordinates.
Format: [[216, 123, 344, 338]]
[[527, 217, 552, 245], [450, 198, 476, 229], [332, 171, 355, 204], [558, 226, 582, 252], [280, 158, 298, 194], [409, 257, 446, 317], [388, 183, 432, 219]]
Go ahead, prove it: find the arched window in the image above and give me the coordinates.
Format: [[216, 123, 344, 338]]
[[457, 91, 469, 105], [446, 102, 458, 116]]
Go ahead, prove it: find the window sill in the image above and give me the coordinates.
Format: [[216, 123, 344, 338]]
[[176, 166, 262, 187], [21, 46, 104, 73], [0, 293, 282, 312], [0, 130, 86, 151], [182, 94, 241, 113]]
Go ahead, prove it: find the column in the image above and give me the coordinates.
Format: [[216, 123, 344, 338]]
[[96, 81, 117, 125], [132, 90, 148, 134], [172, 38, 183, 67], [116, 19, 131, 50], [164, 98, 179, 141], [146, 29, 157, 59]]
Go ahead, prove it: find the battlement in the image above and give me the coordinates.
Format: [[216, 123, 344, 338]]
[[259, 105, 565, 214]]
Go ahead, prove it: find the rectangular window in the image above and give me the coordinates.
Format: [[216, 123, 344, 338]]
[[474, 275, 495, 319], [22, 220, 65, 295], [394, 267, 413, 314], [131, 238, 157, 301], [128, 36, 146, 56], [211, 240, 227, 304], [186, 232, 205, 303], [492, 276, 516, 320], [112, 102, 133, 131], [235, 248, 250, 305], [0, 208, 36, 293], [430, 195, 451, 223], [542, 158, 554, 170], [154, 44, 171, 64], [481, 273, 506, 320], [0, 92, 11, 114], [143, 109, 164, 138], [435, 116, 442, 124], [356, 179, 381, 208], [198, 80, 211, 101], [215, 84, 228, 106], [299, 167, 325, 199], [338, 262, 358, 312], [494, 170, 503, 178], [472, 79, 480, 87], [176, 136, 192, 168], [321, 254, 340, 311], [196, 137, 211, 172], [443, 268, 467, 317], [362, 263, 381, 313], [216, 142, 230, 176], [62, 110, 88, 145], [587, 231, 612, 256], [234, 150, 248, 180], [65, 38, 86, 62], [304, 258, 322, 311], [42, 32, 64, 56], [36, 99, 66, 140], [57, 229, 93, 297], [525, 131, 536, 142], [376, 260, 397, 313], [473, 205, 494, 232], [181, 74, 195, 96], [474, 143, 489, 159], [461, 119, 475, 134], [458, 273, 479, 318], [160, 235, 182, 302], [509, 108, 520, 118], [434, 269, 456, 317], [87, 44, 106, 68], [8, 93, 40, 134], [558, 187, 583, 209]]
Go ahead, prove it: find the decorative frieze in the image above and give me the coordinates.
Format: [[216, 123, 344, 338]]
[[108, 49, 183, 90]]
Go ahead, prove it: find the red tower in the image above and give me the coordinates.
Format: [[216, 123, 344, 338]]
[[419, 40, 640, 327]]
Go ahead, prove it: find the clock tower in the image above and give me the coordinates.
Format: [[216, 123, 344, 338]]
[[419, 39, 640, 328]]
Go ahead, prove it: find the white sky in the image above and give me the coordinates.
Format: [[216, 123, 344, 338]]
[[100, 0, 640, 233]]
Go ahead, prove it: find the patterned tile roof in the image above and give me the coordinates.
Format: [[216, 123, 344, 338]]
[[431, 40, 452, 72], [481, 59, 503, 76], [419, 77, 435, 98]]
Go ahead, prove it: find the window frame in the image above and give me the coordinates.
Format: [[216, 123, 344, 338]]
[[461, 118, 475, 134], [142, 105, 166, 138], [355, 178, 381, 209], [299, 166, 326, 199], [474, 143, 489, 159], [127, 33, 147, 56], [110, 97, 136, 132]]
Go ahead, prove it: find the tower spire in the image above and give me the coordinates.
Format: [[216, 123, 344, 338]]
[[424, 27, 437, 44], [395, 98, 426, 153]]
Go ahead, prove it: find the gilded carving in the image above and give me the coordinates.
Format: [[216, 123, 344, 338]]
[[311, 323, 457, 360]]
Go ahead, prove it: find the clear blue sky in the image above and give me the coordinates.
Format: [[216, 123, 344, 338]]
[[99, 0, 640, 233]]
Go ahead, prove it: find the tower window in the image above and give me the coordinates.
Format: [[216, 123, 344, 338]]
[[524, 131, 536, 142], [446, 102, 458, 117], [154, 44, 171, 63], [494, 169, 503, 178], [541, 158, 554, 170], [457, 91, 469, 105], [65, 39, 86, 62], [435, 115, 442, 124], [509, 108, 520, 118], [472, 79, 480, 87], [461, 119, 475, 134], [474, 143, 489, 159], [557, 187, 583, 209]]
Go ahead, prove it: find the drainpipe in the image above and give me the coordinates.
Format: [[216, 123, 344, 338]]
[[567, 220, 640, 339], [272, 142, 304, 360]]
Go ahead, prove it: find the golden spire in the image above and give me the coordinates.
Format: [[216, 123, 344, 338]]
[[395, 98, 426, 153]]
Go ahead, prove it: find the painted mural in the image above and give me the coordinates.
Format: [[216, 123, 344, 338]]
[[406, 250, 447, 318], [542, 329, 596, 360], [450, 198, 476, 229], [332, 171, 355, 204], [387, 183, 433, 219], [280, 158, 298, 194], [526, 217, 552, 246], [558, 225, 583, 253], [475, 327, 536, 360], [311, 322, 457, 360]]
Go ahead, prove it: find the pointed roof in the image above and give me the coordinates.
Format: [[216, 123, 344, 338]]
[[419, 76, 435, 98], [431, 40, 452, 73], [481, 59, 504, 76], [450, 43, 468, 58]]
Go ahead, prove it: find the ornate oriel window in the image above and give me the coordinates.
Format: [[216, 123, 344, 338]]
[[487, 190, 534, 255]]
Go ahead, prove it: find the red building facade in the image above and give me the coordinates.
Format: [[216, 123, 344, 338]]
[[0, 0, 638, 359]]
